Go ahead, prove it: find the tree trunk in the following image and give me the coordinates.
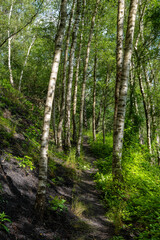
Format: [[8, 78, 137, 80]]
[[113, 0, 125, 127], [156, 134, 160, 166], [65, 0, 81, 149], [35, 0, 67, 218], [76, 0, 100, 156], [57, 0, 76, 149], [83, 99, 88, 130], [102, 73, 109, 144], [19, 36, 35, 91], [72, 20, 84, 144], [92, 53, 97, 142], [52, 98, 57, 144], [112, 0, 139, 181], [138, 68, 152, 155], [135, 97, 144, 145], [8, 0, 14, 87], [95, 101, 102, 132]]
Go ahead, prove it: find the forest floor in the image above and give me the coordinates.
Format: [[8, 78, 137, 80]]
[[0, 135, 117, 240]]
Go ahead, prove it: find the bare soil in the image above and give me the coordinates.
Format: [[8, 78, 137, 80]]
[[0, 137, 115, 240]]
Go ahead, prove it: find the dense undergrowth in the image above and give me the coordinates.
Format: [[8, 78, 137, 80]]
[[0, 80, 42, 162], [89, 132, 160, 239]]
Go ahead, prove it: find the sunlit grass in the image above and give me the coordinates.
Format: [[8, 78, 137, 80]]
[[71, 197, 87, 218]]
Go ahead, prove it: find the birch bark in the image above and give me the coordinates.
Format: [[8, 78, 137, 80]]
[[76, 0, 100, 156], [35, 0, 67, 217], [92, 53, 97, 142], [72, 25, 83, 144], [8, 0, 14, 87], [102, 73, 109, 144], [95, 101, 102, 132], [19, 37, 35, 91], [57, 0, 76, 149], [138, 68, 152, 154], [52, 98, 57, 144], [112, 0, 139, 181], [65, 0, 81, 149], [113, 0, 125, 127]]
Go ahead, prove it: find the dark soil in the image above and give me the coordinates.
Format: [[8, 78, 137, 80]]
[[0, 137, 116, 240]]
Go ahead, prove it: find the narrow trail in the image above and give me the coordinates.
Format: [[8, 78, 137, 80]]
[[72, 136, 114, 239], [0, 136, 115, 240]]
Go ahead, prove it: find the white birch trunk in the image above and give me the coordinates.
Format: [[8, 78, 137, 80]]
[[65, 0, 81, 149], [72, 25, 83, 144], [57, 0, 76, 149], [92, 53, 97, 142], [52, 98, 57, 144], [138, 69, 152, 154], [19, 37, 35, 91], [8, 0, 14, 87], [135, 98, 144, 145], [113, 0, 125, 126], [156, 134, 160, 166], [35, 0, 67, 217], [95, 101, 102, 132], [102, 73, 109, 144], [112, 0, 139, 181], [76, 0, 100, 156]]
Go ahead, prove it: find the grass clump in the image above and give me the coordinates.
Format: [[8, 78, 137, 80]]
[[64, 148, 91, 171], [71, 197, 87, 217]]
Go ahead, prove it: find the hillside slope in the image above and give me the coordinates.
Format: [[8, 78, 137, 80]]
[[0, 85, 116, 240]]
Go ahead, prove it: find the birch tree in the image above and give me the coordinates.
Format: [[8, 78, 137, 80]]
[[35, 0, 67, 217], [57, 0, 76, 149], [92, 53, 97, 142], [113, 0, 125, 127], [112, 0, 139, 181], [72, 21, 84, 144], [76, 0, 100, 156], [64, 0, 81, 149], [8, 0, 14, 87], [19, 36, 36, 91]]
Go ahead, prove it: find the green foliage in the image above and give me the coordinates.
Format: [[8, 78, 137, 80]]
[[71, 197, 87, 217], [4, 152, 35, 171], [25, 125, 41, 141], [89, 133, 113, 158], [0, 212, 11, 233], [15, 155, 35, 171], [65, 148, 90, 171], [5, 153, 35, 171], [111, 236, 125, 240], [92, 133, 160, 239], [49, 196, 67, 212], [48, 160, 57, 177], [65, 148, 77, 169], [0, 84, 42, 163]]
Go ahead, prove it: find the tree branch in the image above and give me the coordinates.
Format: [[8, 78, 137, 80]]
[[0, 0, 44, 48]]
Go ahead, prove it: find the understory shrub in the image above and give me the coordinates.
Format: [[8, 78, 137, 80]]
[[91, 133, 160, 239]]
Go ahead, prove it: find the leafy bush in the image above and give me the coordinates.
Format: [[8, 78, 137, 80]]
[[49, 196, 67, 212], [15, 155, 35, 171], [5, 153, 35, 171], [0, 212, 11, 232]]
